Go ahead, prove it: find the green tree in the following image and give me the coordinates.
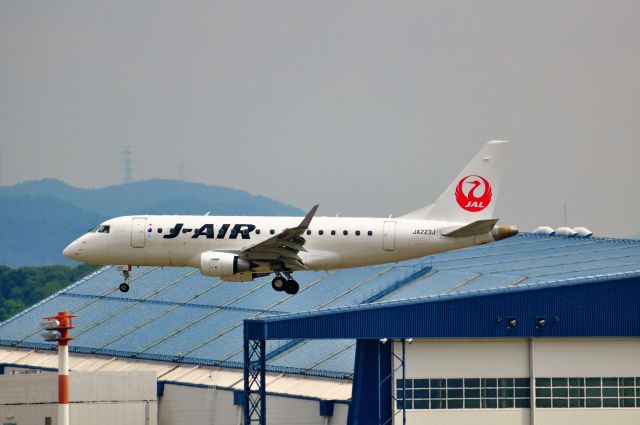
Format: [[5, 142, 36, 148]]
[[0, 264, 99, 322]]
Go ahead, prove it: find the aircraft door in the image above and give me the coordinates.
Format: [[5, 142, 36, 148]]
[[131, 218, 146, 248], [383, 221, 396, 251]]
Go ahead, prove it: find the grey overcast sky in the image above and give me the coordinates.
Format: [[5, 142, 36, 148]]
[[1, 1, 639, 237]]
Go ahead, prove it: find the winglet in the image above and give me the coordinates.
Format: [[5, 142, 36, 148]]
[[299, 204, 319, 229]]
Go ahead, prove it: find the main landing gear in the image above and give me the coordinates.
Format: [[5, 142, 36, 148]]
[[117, 265, 131, 293], [271, 272, 299, 295]]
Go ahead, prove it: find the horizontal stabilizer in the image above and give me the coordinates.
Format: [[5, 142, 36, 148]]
[[442, 219, 499, 238]]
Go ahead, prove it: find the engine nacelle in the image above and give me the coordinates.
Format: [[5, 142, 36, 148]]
[[200, 251, 253, 277]]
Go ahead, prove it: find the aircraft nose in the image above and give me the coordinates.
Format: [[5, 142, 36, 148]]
[[63, 240, 80, 259]]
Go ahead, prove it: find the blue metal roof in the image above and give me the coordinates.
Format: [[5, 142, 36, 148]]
[[1, 234, 639, 379], [246, 273, 640, 340]]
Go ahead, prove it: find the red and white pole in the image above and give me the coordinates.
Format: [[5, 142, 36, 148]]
[[59, 340, 70, 424], [43, 311, 75, 425]]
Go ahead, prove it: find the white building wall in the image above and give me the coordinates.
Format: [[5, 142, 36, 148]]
[[394, 339, 530, 425], [533, 339, 640, 376], [399, 339, 529, 377], [535, 409, 640, 425], [0, 371, 158, 425], [267, 395, 324, 425], [158, 384, 240, 425], [0, 372, 58, 404], [330, 403, 349, 425], [533, 338, 640, 425], [0, 403, 56, 425], [405, 409, 529, 425], [158, 384, 348, 425], [392, 338, 640, 425], [0, 402, 158, 425], [71, 401, 155, 425]]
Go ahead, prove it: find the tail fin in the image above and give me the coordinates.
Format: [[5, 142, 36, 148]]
[[401, 140, 510, 223]]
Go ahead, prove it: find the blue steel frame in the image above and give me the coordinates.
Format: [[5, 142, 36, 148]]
[[377, 339, 407, 425], [243, 322, 266, 425], [243, 275, 640, 425], [380, 339, 406, 425], [347, 338, 407, 425], [347, 339, 391, 424]]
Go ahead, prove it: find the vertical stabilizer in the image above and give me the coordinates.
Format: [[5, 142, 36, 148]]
[[401, 140, 510, 223]]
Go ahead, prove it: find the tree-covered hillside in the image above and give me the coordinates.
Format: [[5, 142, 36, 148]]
[[0, 264, 99, 322]]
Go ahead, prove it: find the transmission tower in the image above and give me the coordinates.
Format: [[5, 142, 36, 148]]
[[178, 161, 185, 181], [121, 146, 133, 183]]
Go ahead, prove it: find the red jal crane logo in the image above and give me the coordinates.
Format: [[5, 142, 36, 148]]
[[455, 175, 492, 212]]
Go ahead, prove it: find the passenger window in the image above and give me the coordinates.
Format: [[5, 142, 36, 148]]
[[355, 230, 361, 236], [343, 230, 348, 236], [98, 225, 110, 234], [331, 230, 336, 235], [270, 229, 275, 235], [368, 231, 373, 236], [157, 228, 163, 233], [319, 230, 324, 235], [306, 230, 311, 235], [256, 229, 261, 235]]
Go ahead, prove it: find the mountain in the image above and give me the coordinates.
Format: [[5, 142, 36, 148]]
[[0, 196, 104, 267], [0, 179, 303, 267], [0, 179, 302, 217], [631, 234, 640, 240]]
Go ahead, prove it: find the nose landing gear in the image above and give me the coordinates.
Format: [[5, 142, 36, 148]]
[[117, 265, 132, 293], [271, 272, 299, 295]]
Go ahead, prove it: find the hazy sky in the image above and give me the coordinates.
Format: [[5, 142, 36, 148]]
[[1, 1, 639, 236]]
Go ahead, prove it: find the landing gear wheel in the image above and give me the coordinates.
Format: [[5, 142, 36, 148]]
[[271, 276, 287, 291], [117, 266, 132, 292], [284, 279, 299, 295]]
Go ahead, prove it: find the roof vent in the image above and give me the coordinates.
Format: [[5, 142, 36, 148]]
[[532, 226, 555, 236], [573, 227, 593, 238], [555, 227, 577, 237]]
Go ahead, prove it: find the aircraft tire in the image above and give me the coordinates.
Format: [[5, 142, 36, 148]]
[[271, 276, 286, 291], [119, 283, 130, 293], [284, 279, 299, 295]]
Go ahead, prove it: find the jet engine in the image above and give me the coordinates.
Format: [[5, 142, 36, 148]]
[[200, 251, 255, 278]]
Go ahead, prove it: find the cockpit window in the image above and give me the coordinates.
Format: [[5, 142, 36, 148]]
[[97, 225, 110, 234], [88, 225, 100, 233]]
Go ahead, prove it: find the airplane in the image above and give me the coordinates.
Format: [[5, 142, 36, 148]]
[[63, 140, 517, 295]]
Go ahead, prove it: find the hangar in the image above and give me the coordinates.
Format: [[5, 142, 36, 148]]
[[1, 233, 639, 424]]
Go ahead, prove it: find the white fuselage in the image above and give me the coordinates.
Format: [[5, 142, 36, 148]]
[[63, 215, 494, 273], [63, 141, 514, 290]]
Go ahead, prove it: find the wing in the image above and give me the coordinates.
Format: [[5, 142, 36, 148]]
[[240, 205, 319, 270]]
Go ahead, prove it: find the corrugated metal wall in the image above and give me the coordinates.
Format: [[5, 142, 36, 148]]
[[0, 371, 157, 425]]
